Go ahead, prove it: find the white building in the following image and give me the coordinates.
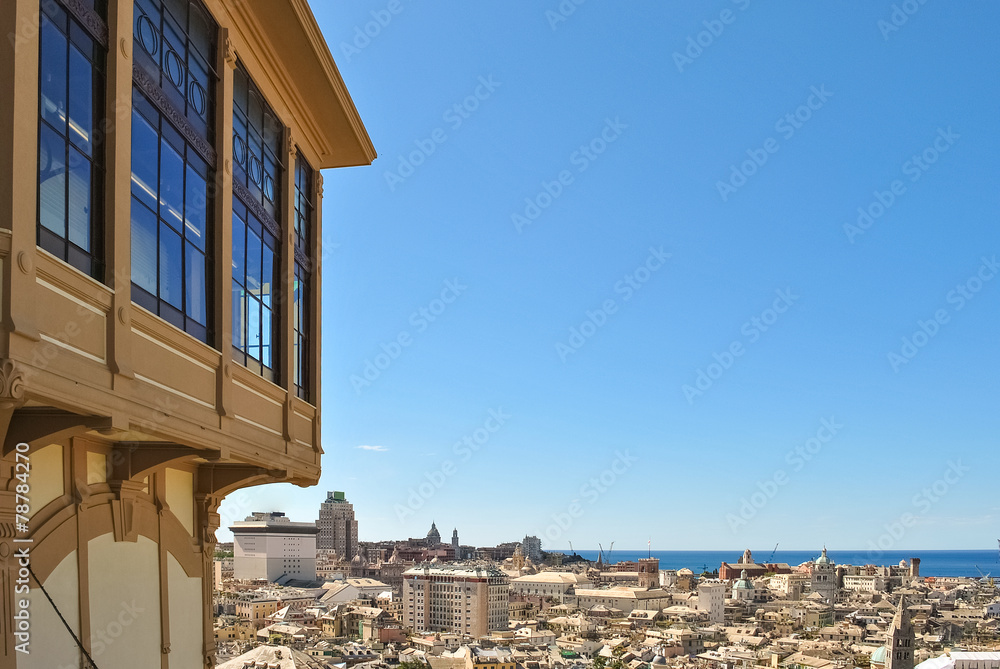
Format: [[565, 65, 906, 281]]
[[844, 574, 887, 593], [916, 652, 1000, 669], [403, 563, 509, 636], [231, 512, 318, 582], [697, 580, 725, 624], [510, 571, 591, 598]]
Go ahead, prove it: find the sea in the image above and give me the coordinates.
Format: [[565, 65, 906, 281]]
[[553, 549, 1000, 578]]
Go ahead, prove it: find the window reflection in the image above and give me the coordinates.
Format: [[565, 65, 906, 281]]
[[37, 2, 105, 279]]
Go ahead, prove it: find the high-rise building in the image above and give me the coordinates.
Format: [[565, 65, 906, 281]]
[[522, 535, 542, 562], [402, 564, 509, 637], [0, 0, 373, 664], [318, 490, 358, 558], [231, 512, 318, 582]]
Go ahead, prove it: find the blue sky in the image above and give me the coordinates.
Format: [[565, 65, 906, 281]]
[[217, 1, 1000, 551]]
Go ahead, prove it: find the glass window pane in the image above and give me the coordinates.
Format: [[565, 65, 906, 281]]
[[159, 137, 184, 230], [185, 244, 206, 325], [66, 147, 92, 249], [131, 199, 158, 294], [159, 221, 182, 308], [39, 125, 67, 235], [247, 295, 261, 361], [232, 214, 245, 283], [67, 45, 93, 155], [184, 164, 206, 249], [40, 17, 68, 132], [231, 282, 245, 350], [260, 305, 272, 368], [246, 228, 261, 293], [131, 110, 158, 210], [260, 244, 273, 308]]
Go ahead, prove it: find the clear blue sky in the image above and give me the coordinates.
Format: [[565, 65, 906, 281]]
[[217, 1, 1000, 552]]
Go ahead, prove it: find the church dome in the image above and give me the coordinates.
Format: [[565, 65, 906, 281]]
[[734, 569, 753, 590], [870, 646, 888, 666], [815, 547, 833, 565]]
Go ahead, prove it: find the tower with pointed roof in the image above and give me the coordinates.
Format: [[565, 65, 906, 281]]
[[886, 596, 914, 669]]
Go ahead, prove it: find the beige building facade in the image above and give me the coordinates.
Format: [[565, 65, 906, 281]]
[[0, 0, 373, 666], [403, 564, 510, 637]]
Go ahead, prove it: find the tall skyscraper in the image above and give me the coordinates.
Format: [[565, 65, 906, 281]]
[[318, 491, 359, 558]]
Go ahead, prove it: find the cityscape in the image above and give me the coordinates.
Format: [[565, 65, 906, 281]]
[[1, 0, 997, 668], [207, 491, 1000, 668]]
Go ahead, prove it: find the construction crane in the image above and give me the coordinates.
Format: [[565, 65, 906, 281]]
[[598, 543, 604, 563], [568, 540, 574, 555], [768, 543, 779, 563], [608, 541, 615, 563], [975, 565, 992, 584]]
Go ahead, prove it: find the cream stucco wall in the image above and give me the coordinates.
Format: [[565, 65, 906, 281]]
[[86, 451, 107, 485], [165, 468, 194, 536], [29, 443, 63, 517], [168, 551, 203, 669], [88, 534, 162, 669], [18, 550, 79, 669]]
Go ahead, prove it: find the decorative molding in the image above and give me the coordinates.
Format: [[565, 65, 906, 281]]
[[60, 0, 109, 48], [315, 172, 324, 198], [232, 180, 281, 239], [132, 64, 217, 167], [0, 359, 26, 410], [293, 247, 311, 272], [223, 33, 237, 69]]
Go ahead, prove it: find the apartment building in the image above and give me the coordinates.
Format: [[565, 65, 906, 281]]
[[403, 564, 510, 637], [0, 0, 373, 665]]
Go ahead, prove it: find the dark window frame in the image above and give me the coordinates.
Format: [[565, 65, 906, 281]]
[[36, 0, 108, 280], [231, 62, 284, 386], [132, 0, 217, 142], [130, 88, 214, 343], [292, 152, 314, 402]]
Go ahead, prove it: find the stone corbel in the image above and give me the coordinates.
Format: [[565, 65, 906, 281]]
[[107, 479, 146, 542]]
